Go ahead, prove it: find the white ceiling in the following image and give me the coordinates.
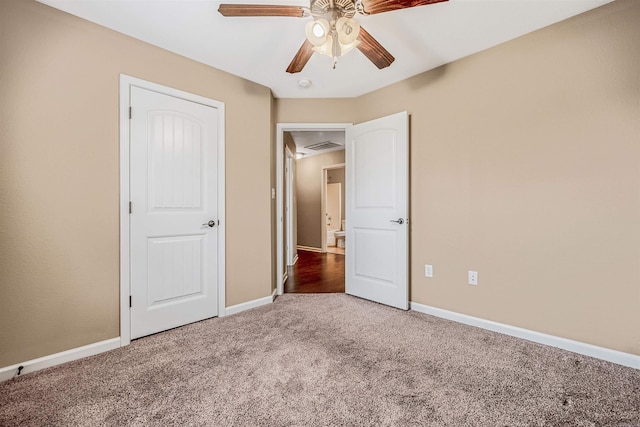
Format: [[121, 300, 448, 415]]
[[289, 130, 345, 157], [38, 0, 613, 98]]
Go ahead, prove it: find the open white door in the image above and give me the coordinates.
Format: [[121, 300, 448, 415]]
[[130, 86, 219, 339], [345, 112, 409, 310]]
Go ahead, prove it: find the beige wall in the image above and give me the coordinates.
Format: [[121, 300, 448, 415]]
[[275, 98, 356, 124], [296, 151, 346, 248], [278, 0, 640, 356], [353, 0, 640, 355], [0, 0, 273, 367]]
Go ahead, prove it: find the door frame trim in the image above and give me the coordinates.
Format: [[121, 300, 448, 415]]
[[285, 145, 295, 266], [276, 123, 351, 296], [119, 75, 226, 346], [320, 163, 346, 253]]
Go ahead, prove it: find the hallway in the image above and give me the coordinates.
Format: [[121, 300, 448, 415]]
[[285, 250, 345, 293]]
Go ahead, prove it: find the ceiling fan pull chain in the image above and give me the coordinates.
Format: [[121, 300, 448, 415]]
[[332, 31, 340, 69]]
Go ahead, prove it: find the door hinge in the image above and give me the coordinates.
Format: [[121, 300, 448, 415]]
[[129, 106, 132, 119], [129, 201, 132, 214], [129, 295, 132, 308]]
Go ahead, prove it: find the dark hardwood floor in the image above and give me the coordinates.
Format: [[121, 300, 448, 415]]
[[285, 250, 345, 293]]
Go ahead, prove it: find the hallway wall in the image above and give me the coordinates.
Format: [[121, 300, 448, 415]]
[[296, 151, 346, 249]]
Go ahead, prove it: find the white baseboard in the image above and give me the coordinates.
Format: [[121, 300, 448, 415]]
[[0, 337, 121, 382], [225, 294, 274, 316], [297, 245, 322, 253], [410, 302, 640, 370], [292, 253, 299, 265], [0, 292, 279, 382], [279, 273, 287, 296]]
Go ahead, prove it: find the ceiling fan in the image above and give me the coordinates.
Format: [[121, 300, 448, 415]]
[[218, 0, 448, 73]]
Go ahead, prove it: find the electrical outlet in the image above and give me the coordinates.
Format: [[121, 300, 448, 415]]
[[425, 264, 433, 278], [468, 271, 478, 286]]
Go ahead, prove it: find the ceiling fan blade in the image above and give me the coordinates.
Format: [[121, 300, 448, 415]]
[[286, 40, 314, 74], [356, 27, 395, 69], [358, 0, 447, 15], [218, 4, 307, 17]]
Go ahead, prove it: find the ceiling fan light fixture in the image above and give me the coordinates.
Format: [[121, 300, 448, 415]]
[[336, 17, 360, 45], [312, 23, 325, 37], [339, 39, 360, 56], [219, 0, 446, 74], [308, 17, 361, 63], [305, 19, 330, 46], [311, 33, 334, 57]]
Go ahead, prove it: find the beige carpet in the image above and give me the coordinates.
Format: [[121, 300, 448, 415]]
[[1, 294, 639, 426]]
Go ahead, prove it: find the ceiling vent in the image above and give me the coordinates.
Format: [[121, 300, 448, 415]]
[[305, 141, 342, 151]]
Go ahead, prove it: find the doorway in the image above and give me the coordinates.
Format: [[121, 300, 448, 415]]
[[284, 250, 345, 293], [286, 159, 346, 293], [276, 123, 349, 296], [276, 113, 408, 308], [322, 164, 346, 255]]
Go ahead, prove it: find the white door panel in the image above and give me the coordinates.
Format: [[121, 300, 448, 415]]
[[354, 130, 397, 208], [130, 86, 219, 339], [147, 235, 203, 303], [354, 228, 397, 283], [326, 183, 342, 231], [346, 112, 409, 310]]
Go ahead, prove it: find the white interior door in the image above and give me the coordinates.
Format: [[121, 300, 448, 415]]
[[130, 86, 219, 339], [346, 112, 409, 310], [325, 182, 342, 247], [326, 183, 342, 231]]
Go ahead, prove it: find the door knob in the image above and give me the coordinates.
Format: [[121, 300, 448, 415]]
[[203, 220, 216, 227], [389, 218, 404, 225]]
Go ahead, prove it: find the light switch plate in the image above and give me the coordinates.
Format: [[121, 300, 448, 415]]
[[425, 264, 433, 278]]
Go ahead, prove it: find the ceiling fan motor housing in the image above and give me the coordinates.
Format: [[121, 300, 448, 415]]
[[310, 0, 357, 21]]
